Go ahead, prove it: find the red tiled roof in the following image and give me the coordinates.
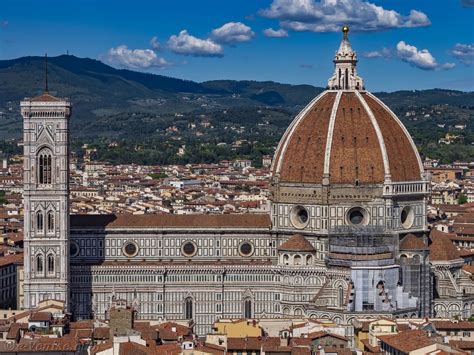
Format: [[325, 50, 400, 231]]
[[119, 342, 158, 355], [278, 234, 316, 252], [0, 252, 23, 267], [29, 311, 52, 322], [429, 229, 461, 261], [29, 92, 63, 102], [400, 233, 428, 250], [432, 321, 474, 330], [71, 213, 271, 229], [153, 343, 182, 354], [378, 330, 435, 353], [91, 340, 113, 355]]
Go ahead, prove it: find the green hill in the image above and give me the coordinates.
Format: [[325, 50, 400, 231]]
[[0, 55, 472, 164]]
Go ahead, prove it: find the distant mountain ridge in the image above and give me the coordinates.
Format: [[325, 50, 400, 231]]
[[0, 55, 472, 145]]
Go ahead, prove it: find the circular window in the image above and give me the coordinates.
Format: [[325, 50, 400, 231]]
[[347, 207, 369, 226], [181, 241, 197, 257], [401, 206, 415, 229], [290, 205, 310, 229], [70, 241, 79, 257], [122, 241, 139, 257], [239, 241, 254, 257]]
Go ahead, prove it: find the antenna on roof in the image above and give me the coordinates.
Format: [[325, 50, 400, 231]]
[[44, 53, 49, 94]]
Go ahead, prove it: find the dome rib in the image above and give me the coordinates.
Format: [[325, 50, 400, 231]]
[[272, 90, 329, 176], [363, 92, 423, 182], [356, 91, 390, 180], [273, 91, 337, 183], [323, 91, 343, 181]]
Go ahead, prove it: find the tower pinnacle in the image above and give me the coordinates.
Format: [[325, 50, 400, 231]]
[[327, 26, 364, 90]]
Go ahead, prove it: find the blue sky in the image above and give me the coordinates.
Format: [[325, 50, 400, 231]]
[[0, 0, 473, 91]]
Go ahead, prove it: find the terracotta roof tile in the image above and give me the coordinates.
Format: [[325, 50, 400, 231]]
[[71, 213, 271, 229], [29, 311, 52, 322], [400, 233, 428, 250], [363, 93, 421, 182], [378, 330, 435, 353], [278, 234, 316, 252], [429, 229, 462, 262], [329, 92, 385, 184], [29, 92, 63, 102], [272, 91, 422, 185], [273, 92, 335, 183]]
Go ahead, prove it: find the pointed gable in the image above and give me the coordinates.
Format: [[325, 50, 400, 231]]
[[400, 234, 428, 250], [30, 93, 62, 102], [278, 234, 315, 252]]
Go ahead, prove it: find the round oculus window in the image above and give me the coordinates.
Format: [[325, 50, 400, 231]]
[[290, 205, 310, 229], [239, 241, 254, 257], [181, 241, 197, 257], [70, 241, 79, 258], [401, 206, 415, 229], [123, 241, 139, 257], [347, 207, 369, 226]]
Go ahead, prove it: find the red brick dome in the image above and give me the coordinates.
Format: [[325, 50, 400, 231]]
[[271, 90, 423, 185], [271, 28, 423, 186]]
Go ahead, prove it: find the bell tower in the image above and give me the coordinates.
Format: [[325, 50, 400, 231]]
[[21, 65, 72, 310]]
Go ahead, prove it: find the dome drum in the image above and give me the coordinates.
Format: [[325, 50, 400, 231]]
[[270, 27, 428, 236]]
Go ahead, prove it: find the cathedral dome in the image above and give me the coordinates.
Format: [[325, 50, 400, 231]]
[[271, 28, 423, 186]]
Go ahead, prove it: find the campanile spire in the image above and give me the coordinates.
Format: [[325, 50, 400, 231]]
[[327, 26, 364, 90]]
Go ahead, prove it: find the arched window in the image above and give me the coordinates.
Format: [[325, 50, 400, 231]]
[[244, 298, 252, 319], [38, 149, 52, 184], [47, 211, 54, 233], [47, 254, 55, 274], [36, 255, 44, 273], [306, 255, 313, 265], [184, 297, 193, 320], [294, 255, 302, 266], [283, 254, 289, 265], [36, 211, 44, 231]]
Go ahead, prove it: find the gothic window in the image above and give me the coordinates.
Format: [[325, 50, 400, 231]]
[[184, 297, 193, 320], [36, 254, 44, 273], [338, 286, 344, 307], [38, 148, 52, 184], [345, 68, 349, 89], [36, 211, 44, 232], [244, 298, 252, 319], [47, 254, 55, 274], [47, 211, 54, 233]]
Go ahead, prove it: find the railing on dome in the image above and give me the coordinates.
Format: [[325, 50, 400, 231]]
[[383, 181, 430, 196], [327, 226, 396, 267]]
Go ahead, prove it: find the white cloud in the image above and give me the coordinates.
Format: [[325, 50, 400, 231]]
[[211, 22, 255, 44], [150, 36, 160, 50], [168, 30, 223, 57], [259, 0, 430, 32], [396, 41, 454, 70], [104, 45, 170, 70], [450, 43, 474, 65], [263, 28, 289, 38], [362, 47, 392, 58]]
